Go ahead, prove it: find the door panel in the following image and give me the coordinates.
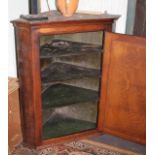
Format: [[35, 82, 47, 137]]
[[99, 32, 146, 144]]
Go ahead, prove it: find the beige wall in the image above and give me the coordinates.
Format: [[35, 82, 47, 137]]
[[8, 0, 28, 77], [8, 0, 128, 77], [41, 0, 128, 33]]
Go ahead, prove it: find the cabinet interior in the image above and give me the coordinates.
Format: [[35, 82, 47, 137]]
[[40, 31, 104, 139]]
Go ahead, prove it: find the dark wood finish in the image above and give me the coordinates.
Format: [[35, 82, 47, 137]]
[[12, 12, 118, 148], [98, 32, 146, 144], [15, 23, 42, 147]]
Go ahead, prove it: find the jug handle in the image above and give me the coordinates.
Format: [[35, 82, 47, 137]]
[[46, 0, 52, 16]]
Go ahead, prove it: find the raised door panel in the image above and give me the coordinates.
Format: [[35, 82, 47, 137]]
[[99, 32, 146, 144]]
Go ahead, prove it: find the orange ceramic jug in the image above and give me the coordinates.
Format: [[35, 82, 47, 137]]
[[56, 0, 79, 17]]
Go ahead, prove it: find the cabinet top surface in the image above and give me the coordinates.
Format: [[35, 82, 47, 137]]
[[12, 11, 120, 26]]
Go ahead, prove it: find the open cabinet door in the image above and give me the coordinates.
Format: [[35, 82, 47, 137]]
[[98, 32, 146, 144]]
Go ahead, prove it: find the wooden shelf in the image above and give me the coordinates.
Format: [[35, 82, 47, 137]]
[[43, 114, 96, 139], [41, 62, 100, 84], [40, 40, 102, 59], [42, 101, 98, 125], [42, 84, 99, 109]]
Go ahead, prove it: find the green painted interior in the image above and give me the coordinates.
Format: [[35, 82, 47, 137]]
[[43, 116, 96, 139], [42, 84, 99, 109], [41, 62, 100, 84], [40, 32, 103, 140]]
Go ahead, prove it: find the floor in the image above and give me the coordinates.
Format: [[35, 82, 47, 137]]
[[11, 134, 146, 155], [90, 134, 146, 155]]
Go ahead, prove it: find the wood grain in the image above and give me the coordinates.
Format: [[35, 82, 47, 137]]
[[99, 32, 146, 144], [8, 79, 22, 154]]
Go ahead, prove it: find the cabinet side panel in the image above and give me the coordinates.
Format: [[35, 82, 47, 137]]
[[15, 27, 37, 147]]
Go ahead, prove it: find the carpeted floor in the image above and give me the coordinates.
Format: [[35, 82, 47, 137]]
[[12, 139, 141, 155]]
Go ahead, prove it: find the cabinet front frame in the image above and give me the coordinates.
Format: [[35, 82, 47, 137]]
[[15, 21, 113, 148]]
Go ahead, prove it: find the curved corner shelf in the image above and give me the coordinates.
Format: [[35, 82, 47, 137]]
[[43, 114, 97, 139], [41, 62, 100, 84], [40, 40, 102, 59], [42, 84, 99, 109]]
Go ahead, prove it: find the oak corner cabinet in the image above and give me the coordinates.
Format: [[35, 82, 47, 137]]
[[12, 11, 119, 148]]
